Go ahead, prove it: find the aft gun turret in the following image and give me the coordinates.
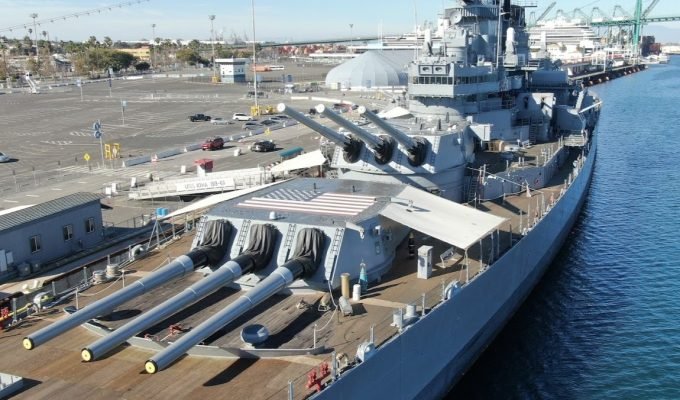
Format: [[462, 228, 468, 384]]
[[144, 228, 326, 374], [277, 103, 363, 163], [358, 106, 428, 166], [315, 104, 395, 164], [22, 220, 233, 351]]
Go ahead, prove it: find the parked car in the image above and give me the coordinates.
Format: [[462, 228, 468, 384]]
[[0, 152, 10, 163], [189, 113, 211, 122], [250, 140, 276, 152], [243, 121, 262, 130], [260, 119, 280, 127], [233, 113, 253, 121], [202, 137, 225, 151], [270, 114, 291, 121], [210, 117, 231, 125]]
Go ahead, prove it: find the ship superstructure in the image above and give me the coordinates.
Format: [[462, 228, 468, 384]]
[[14, 1, 602, 399]]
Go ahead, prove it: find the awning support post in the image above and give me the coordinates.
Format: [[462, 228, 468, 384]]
[[465, 250, 469, 283]]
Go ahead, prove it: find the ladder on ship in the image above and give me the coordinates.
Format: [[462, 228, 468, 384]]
[[278, 223, 297, 263], [529, 123, 539, 144], [192, 215, 209, 247], [325, 228, 345, 281], [235, 219, 252, 254], [466, 166, 484, 204]]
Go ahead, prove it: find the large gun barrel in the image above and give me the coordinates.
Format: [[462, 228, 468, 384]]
[[144, 228, 325, 374], [81, 224, 276, 362], [277, 103, 362, 163], [277, 103, 349, 146], [315, 104, 396, 165], [315, 104, 381, 148], [22, 220, 232, 351], [358, 106, 427, 167]]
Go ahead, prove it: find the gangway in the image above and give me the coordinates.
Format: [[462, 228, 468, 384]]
[[128, 167, 270, 200]]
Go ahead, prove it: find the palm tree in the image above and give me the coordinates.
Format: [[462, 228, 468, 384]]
[[23, 34, 33, 56], [0, 41, 8, 80], [87, 36, 99, 48]]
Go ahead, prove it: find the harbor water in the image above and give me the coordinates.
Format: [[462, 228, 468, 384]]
[[450, 57, 680, 399]]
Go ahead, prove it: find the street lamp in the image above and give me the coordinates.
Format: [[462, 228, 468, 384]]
[[151, 23, 156, 70], [29, 13, 38, 72], [251, 0, 258, 111], [349, 24, 354, 53], [209, 15, 217, 82]]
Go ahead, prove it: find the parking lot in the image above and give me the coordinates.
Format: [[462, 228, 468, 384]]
[[0, 68, 395, 214]]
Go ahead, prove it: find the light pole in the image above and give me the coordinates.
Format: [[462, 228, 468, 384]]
[[29, 13, 38, 73], [209, 15, 217, 82], [151, 23, 156, 71], [349, 24, 354, 53], [251, 0, 258, 112]]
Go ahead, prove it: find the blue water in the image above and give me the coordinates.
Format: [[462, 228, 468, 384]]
[[449, 57, 680, 399]]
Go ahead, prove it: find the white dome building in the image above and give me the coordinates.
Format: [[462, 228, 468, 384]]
[[325, 51, 408, 91]]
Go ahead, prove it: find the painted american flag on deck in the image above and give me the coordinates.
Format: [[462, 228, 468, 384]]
[[237, 188, 375, 216]]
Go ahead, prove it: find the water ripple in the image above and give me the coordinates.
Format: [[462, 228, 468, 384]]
[[449, 57, 680, 399]]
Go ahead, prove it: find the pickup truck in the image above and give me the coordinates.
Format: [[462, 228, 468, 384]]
[[189, 113, 211, 122]]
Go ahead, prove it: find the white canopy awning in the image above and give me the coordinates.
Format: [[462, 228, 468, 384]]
[[270, 150, 326, 173], [377, 106, 411, 119], [379, 186, 506, 250], [163, 181, 286, 219]]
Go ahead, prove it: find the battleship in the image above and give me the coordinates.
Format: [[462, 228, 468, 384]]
[[11, 0, 600, 398]]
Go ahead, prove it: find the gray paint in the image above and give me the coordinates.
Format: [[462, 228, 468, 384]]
[[318, 133, 596, 400], [23, 254, 195, 350]]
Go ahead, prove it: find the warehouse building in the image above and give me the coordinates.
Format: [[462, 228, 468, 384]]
[[0, 193, 105, 281]]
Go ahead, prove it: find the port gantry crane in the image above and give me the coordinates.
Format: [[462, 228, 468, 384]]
[[528, 1, 557, 27], [0, 0, 150, 34], [590, 0, 680, 55]]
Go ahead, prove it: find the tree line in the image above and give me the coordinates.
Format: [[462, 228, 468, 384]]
[[1, 34, 267, 81]]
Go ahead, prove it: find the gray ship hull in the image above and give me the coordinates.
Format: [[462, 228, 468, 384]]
[[318, 137, 597, 399]]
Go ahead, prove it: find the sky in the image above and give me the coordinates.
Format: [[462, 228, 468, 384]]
[[0, 0, 679, 43]]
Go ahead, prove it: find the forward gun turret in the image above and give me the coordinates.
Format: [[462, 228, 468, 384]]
[[23, 220, 233, 351], [144, 228, 325, 374], [81, 224, 277, 362]]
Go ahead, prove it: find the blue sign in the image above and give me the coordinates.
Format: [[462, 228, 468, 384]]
[[93, 120, 102, 139]]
